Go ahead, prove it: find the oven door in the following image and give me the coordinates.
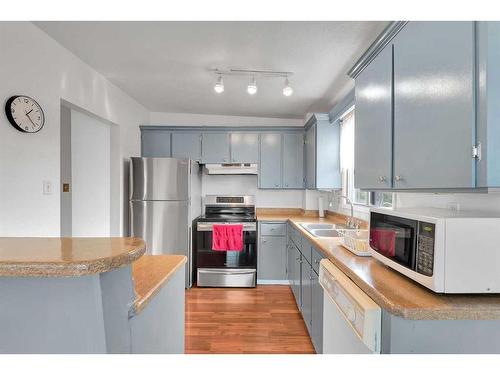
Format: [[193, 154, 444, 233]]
[[196, 222, 257, 269], [369, 212, 418, 270]]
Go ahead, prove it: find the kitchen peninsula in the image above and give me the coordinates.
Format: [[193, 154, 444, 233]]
[[0, 237, 185, 354]]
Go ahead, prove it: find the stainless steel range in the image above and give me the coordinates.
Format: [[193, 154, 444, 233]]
[[195, 195, 257, 288]]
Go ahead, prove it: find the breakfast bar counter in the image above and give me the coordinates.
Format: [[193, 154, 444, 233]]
[[0, 237, 146, 277], [0, 237, 185, 354]]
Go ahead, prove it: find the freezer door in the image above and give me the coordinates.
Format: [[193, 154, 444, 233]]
[[129, 157, 189, 201]]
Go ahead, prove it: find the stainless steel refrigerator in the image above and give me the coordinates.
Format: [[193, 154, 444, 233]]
[[129, 157, 202, 288]]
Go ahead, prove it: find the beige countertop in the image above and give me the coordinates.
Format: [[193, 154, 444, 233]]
[[132, 254, 187, 314], [258, 211, 500, 320], [0, 237, 146, 277]]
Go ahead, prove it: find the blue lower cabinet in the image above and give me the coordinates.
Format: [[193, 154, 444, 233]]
[[258, 235, 286, 281], [311, 270, 323, 353]]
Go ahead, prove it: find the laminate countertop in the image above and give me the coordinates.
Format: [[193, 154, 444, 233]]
[[132, 254, 187, 314], [0, 237, 146, 277], [257, 212, 500, 320]]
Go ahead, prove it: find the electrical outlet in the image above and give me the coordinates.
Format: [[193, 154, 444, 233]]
[[43, 180, 53, 195], [447, 202, 460, 211]]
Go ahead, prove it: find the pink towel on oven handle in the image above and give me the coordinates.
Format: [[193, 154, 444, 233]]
[[212, 224, 244, 251]]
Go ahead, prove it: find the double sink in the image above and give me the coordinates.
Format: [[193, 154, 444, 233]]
[[299, 223, 348, 238]]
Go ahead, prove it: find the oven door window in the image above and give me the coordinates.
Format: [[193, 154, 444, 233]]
[[196, 230, 257, 268], [370, 213, 417, 269]]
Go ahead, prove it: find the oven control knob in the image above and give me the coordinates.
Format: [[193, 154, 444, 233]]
[[346, 307, 356, 322]]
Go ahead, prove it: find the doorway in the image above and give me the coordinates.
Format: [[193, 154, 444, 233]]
[[60, 103, 119, 237]]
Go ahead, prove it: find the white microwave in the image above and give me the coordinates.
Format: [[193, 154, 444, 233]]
[[369, 207, 500, 294]]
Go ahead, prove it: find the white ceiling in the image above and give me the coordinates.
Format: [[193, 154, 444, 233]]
[[35, 21, 389, 119]]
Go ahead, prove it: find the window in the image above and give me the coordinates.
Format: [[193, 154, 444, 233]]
[[338, 106, 392, 208]]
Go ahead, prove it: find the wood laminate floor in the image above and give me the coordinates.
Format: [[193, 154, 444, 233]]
[[185, 285, 315, 354]]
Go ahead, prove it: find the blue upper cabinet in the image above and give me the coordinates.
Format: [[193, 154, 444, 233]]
[[283, 132, 304, 189], [392, 21, 475, 189], [259, 133, 282, 189], [305, 125, 316, 189], [141, 130, 171, 157], [171, 132, 201, 161], [230, 133, 259, 163], [304, 114, 341, 190], [201, 132, 230, 163], [355, 45, 393, 190], [475, 21, 500, 188]]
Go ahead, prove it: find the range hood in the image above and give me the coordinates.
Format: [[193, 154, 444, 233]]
[[203, 163, 258, 175]]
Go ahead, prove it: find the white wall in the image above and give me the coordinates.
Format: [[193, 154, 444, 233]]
[[149, 112, 303, 127], [0, 22, 149, 236], [71, 110, 111, 236], [201, 174, 303, 208]]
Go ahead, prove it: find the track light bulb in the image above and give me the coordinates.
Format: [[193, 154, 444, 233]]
[[214, 74, 224, 94], [247, 77, 258, 95], [283, 77, 293, 97]]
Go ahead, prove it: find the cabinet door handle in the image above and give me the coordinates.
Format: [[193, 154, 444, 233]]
[[378, 176, 387, 183], [395, 175, 403, 182]]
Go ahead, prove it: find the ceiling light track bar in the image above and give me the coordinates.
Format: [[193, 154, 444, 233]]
[[212, 68, 293, 77]]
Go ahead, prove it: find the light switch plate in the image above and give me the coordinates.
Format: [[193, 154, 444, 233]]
[[43, 180, 53, 195]]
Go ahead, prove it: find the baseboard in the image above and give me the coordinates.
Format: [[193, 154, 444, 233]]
[[257, 280, 290, 285]]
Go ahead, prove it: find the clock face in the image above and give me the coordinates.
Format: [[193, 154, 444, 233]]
[[5, 95, 45, 133]]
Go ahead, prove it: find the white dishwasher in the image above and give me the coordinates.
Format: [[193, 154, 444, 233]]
[[319, 259, 381, 354]]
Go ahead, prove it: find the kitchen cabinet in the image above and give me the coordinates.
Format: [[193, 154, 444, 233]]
[[201, 132, 230, 163], [230, 133, 259, 163], [354, 21, 478, 191], [286, 223, 325, 353], [301, 260, 312, 334], [258, 221, 287, 282], [304, 114, 341, 190], [354, 45, 393, 190], [259, 133, 282, 189], [305, 125, 316, 189], [141, 130, 171, 157], [283, 132, 305, 188], [310, 246, 325, 353], [392, 21, 475, 189], [171, 132, 201, 161]]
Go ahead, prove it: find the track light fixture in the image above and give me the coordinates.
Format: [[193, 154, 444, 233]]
[[247, 76, 258, 95], [212, 68, 294, 97], [214, 73, 224, 94]]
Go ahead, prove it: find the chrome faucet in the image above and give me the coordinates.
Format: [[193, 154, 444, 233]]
[[337, 194, 358, 229]]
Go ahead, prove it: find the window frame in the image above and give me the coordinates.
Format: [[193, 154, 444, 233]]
[[337, 105, 393, 210]]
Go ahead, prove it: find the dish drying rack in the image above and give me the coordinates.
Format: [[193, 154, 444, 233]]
[[337, 229, 371, 257]]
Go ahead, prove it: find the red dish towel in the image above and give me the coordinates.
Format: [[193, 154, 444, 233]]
[[212, 224, 244, 251], [370, 228, 396, 257]]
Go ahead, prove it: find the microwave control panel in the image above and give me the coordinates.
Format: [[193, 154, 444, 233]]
[[416, 222, 435, 276]]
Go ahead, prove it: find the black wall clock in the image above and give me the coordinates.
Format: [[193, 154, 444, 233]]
[[5, 95, 45, 133]]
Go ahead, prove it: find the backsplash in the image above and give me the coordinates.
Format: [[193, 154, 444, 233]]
[[201, 174, 303, 208]]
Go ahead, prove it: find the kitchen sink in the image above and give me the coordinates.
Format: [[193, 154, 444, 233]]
[[309, 229, 342, 238], [299, 223, 349, 238], [300, 223, 345, 231]]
